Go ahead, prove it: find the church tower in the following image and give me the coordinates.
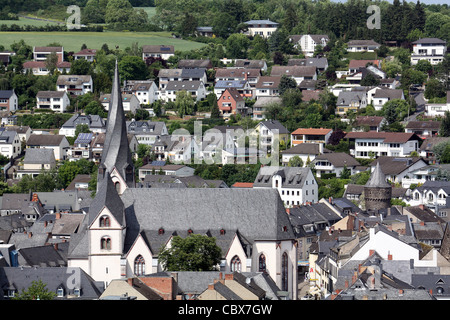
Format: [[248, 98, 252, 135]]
[[98, 60, 135, 194], [364, 162, 392, 212]]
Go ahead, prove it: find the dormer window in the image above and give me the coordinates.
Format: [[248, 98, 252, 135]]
[[57, 286, 65, 297]]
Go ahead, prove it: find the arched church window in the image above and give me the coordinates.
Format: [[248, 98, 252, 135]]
[[101, 236, 111, 250], [99, 216, 111, 227], [230, 255, 241, 272], [134, 255, 145, 276], [281, 252, 289, 291], [258, 254, 266, 272]]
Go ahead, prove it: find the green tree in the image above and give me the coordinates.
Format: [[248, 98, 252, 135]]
[[424, 79, 447, 100], [440, 111, 450, 137], [210, 98, 221, 119], [70, 59, 92, 75], [105, 0, 134, 24], [278, 75, 298, 96], [13, 280, 56, 300], [225, 33, 250, 59], [288, 156, 304, 167], [75, 124, 91, 138], [119, 55, 149, 81], [158, 234, 222, 271], [175, 90, 195, 117]]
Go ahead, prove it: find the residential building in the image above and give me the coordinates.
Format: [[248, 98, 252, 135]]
[[138, 162, 195, 180], [59, 114, 106, 137], [254, 76, 281, 99], [16, 148, 56, 178], [346, 40, 381, 52], [348, 60, 382, 74], [217, 88, 247, 117], [73, 48, 97, 62], [122, 80, 158, 105], [253, 166, 318, 206], [67, 132, 94, 161], [352, 116, 386, 132], [281, 143, 326, 166], [294, 34, 330, 57], [158, 81, 207, 102], [243, 20, 279, 38], [56, 75, 93, 96], [419, 136, 450, 163], [401, 164, 450, 188], [0, 129, 21, 159], [409, 181, 450, 211], [234, 59, 268, 72], [221, 147, 265, 165], [270, 66, 317, 85], [369, 156, 428, 186], [35, 91, 70, 113], [22, 61, 71, 76], [4, 126, 32, 145], [336, 91, 367, 115], [290, 127, 333, 146], [215, 68, 261, 86], [254, 120, 289, 153], [101, 93, 140, 113], [142, 45, 174, 61], [344, 131, 421, 158], [405, 120, 441, 139], [372, 88, 405, 111], [126, 120, 168, 146], [252, 96, 282, 120], [313, 152, 361, 178], [214, 80, 253, 100], [195, 26, 214, 37], [177, 59, 213, 69], [411, 37, 447, 66], [0, 90, 18, 112], [157, 68, 207, 90], [288, 57, 329, 73], [26, 134, 70, 161], [33, 46, 63, 62], [66, 174, 91, 191]]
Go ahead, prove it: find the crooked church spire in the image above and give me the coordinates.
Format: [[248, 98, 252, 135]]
[[98, 60, 135, 193]]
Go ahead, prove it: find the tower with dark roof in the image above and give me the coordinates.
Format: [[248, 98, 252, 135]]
[[97, 60, 135, 194], [364, 162, 392, 211]]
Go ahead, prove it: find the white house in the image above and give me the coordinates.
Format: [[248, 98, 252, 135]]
[[372, 88, 405, 111], [142, 45, 174, 61], [281, 142, 325, 166], [73, 48, 97, 62], [158, 81, 207, 103], [123, 81, 158, 105], [313, 152, 361, 178], [35, 91, 70, 113], [22, 61, 71, 76], [290, 127, 333, 147], [57, 75, 93, 96], [59, 114, 106, 137], [408, 181, 450, 210], [270, 66, 317, 85], [293, 34, 330, 57], [243, 20, 279, 38], [411, 38, 447, 66], [101, 94, 140, 113], [16, 148, 57, 178], [253, 166, 318, 206], [0, 130, 21, 159], [158, 68, 207, 90], [346, 40, 381, 52], [26, 134, 70, 161], [344, 131, 422, 158], [33, 46, 64, 62], [254, 76, 281, 99], [0, 90, 18, 112]]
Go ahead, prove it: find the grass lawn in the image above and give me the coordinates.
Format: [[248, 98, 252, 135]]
[[0, 17, 63, 27], [0, 30, 206, 52]]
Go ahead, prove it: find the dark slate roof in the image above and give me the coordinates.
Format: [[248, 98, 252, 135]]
[[0, 267, 103, 299], [412, 37, 446, 44], [87, 172, 124, 227], [405, 120, 441, 130], [62, 114, 105, 129], [18, 245, 66, 267], [121, 188, 295, 245], [23, 148, 56, 165], [314, 152, 360, 167], [27, 134, 66, 146], [281, 143, 328, 155], [100, 60, 134, 188], [411, 274, 450, 297], [253, 166, 311, 189], [370, 156, 424, 176], [0, 90, 15, 99], [365, 162, 391, 188], [258, 120, 289, 134]]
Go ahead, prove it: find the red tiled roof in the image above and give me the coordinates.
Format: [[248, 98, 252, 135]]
[[231, 182, 254, 188], [291, 128, 332, 135]]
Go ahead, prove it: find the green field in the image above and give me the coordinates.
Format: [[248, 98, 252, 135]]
[[0, 30, 206, 52], [0, 16, 63, 27]]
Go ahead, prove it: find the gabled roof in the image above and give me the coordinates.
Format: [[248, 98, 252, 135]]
[[215, 68, 261, 78], [177, 59, 212, 69], [234, 60, 267, 69], [165, 81, 203, 91], [19, 245, 66, 267], [281, 143, 327, 155], [0, 90, 15, 99], [291, 127, 332, 135], [23, 148, 56, 165], [34, 46, 63, 52], [27, 134, 67, 146], [372, 88, 404, 99], [254, 76, 281, 89], [405, 120, 441, 130], [57, 75, 92, 86], [36, 91, 67, 99], [348, 60, 381, 69], [219, 88, 245, 102], [315, 152, 360, 167], [142, 45, 174, 53], [270, 66, 317, 77], [215, 80, 248, 89], [354, 116, 385, 127], [257, 120, 289, 134], [344, 131, 421, 143], [370, 156, 425, 176], [412, 37, 446, 44], [253, 166, 312, 189]]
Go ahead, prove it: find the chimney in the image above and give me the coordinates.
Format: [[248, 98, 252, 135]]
[[56, 212, 61, 220], [398, 289, 404, 296], [208, 283, 215, 290], [44, 221, 48, 227], [388, 254, 393, 260], [419, 204, 425, 210], [345, 280, 349, 288], [225, 273, 234, 281], [54, 243, 58, 251], [286, 208, 290, 215], [28, 232, 32, 238], [328, 197, 333, 204], [369, 249, 375, 256], [420, 221, 425, 226]]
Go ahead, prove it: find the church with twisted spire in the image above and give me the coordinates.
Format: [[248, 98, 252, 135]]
[[67, 62, 298, 299]]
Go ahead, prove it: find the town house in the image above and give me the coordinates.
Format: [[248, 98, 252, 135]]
[[290, 128, 333, 147], [142, 45, 174, 61], [243, 20, 279, 38], [122, 80, 158, 105], [57, 75, 93, 96], [411, 38, 447, 65], [217, 88, 247, 117], [35, 91, 70, 113], [0, 90, 18, 112], [270, 66, 317, 85]]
